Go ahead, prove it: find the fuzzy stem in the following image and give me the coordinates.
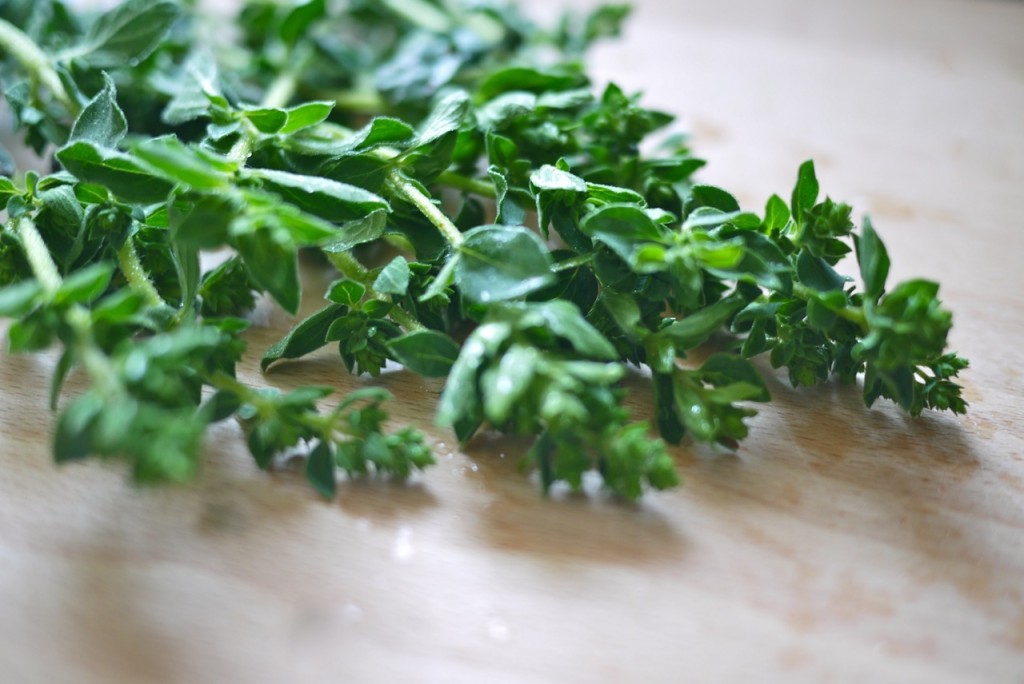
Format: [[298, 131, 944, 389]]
[[15, 216, 61, 294], [0, 18, 79, 116], [386, 169, 464, 247], [326, 250, 423, 331], [117, 240, 166, 308]]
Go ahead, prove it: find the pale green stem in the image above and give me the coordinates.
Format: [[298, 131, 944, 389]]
[[117, 240, 165, 308], [16, 216, 118, 395], [332, 88, 388, 114], [15, 216, 61, 295], [386, 169, 464, 248], [0, 18, 79, 116], [436, 170, 497, 199]]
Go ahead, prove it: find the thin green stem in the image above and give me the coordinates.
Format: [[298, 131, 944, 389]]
[[436, 170, 497, 199], [386, 169, 464, 248], [332, 88, 388, 114], [117, 240, 165, 308], [15, 216, 61, 295], [386, 304, 423, 332], [0, 18, 79, 116], [16, 216, 118, 395], [327, 250, 371, 283], [228, 49, 307, 163]]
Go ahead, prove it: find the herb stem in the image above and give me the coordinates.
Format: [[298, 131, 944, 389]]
[[327, 250, 370, 282], [0, 18, 79, 116], [15, 216, 62, 295], [436, 170, 497, 199], [117, 239, 166, 308], [332, 88, 388, 114], [16, 216, 118, 395], [386, 169, 464, 247]]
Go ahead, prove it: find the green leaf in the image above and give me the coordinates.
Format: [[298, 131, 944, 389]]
[[234, 228, 301, 314], [662, 295, 745, 350], [54, 263, 114, 306], [262, 303, 347, 371], [791, 160, 819, 219], [67, 0, 181, 69], [690, 185, 740, 212], [280, 101, 334, 135], [457, 225, 555, 303], [243, 107, 288, 134], [306, 441, 336, 499], [856, 215, 890, 301], [412, 91, 469, 147], [133, 136, 235, 191], [321, 209, 388, 254], [478, 66, 586, 99], [69, 73, 126, 148], [57, 141, 174, 203], [54, 393, 102, 463], [281, 0, 326, 47], [326, 279, 366, 307], [763, 194, 791, 232], [698, 354, 770, 402], [796, 250, 847, 292], [481, 344, 538, 424], [249, 168, 390, 222], [0, 280, 43, 317], [529, 301, 617, 360], [581, 204, 664, 263], [388, 329, 460, 377], [530, 164, 587, 194], [373, 256, 410, 295]]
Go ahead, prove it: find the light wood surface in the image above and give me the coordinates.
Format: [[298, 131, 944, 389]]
[[3, 0, 1023, 682]]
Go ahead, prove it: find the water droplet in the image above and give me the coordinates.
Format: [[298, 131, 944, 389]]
[[486, 617, 510, 643], [469, 463, 479, 473]]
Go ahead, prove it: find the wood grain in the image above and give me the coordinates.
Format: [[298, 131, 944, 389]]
[[2, 0, 1023, 682]]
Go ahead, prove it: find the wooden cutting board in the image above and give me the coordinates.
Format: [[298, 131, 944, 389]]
[[2, 0, 1022, 682]]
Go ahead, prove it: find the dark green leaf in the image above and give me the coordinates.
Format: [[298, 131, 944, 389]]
[[281, 0, 326, 47], [306, 441, 336, 499], [262, 303, 347, 371], [134, 136, 235, 191], [54, 262, 114, 306], [856, 215, 889, 301], [0, 280, 43, 317], [57, 141, 175, 203], [249, 168, 389, 222], [388, 329, 460, 377], [457, 225, 555, 303], [234, 228, 301, 314], [326, 280, 365, 307], [796, 250, 847, 292], [791, 159, 819, 219]]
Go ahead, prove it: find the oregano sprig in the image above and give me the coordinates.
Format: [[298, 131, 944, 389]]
[[0, 0, 967, 501]]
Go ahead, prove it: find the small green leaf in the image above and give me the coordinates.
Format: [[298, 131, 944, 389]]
[[388, 329, 460, 377], [373, 256, 410, 295], [281, 0, 326, 47], [530, 164, 587, 194], [662, 295, 745, 350], [321, 209, 388, 254], [763, 194, 791, 232], [249, 168, 390, 222], [134, 136, 235, 191], [0, 280, 43, 317], [326, 279, 366, 307], [54, 393, 102, 462], [243, 107, 288, 134], [234, 228, 301, 314], [481, 344, 538, 424], [54, 263, 114, 306], [280, 101, 334, 134], [69, 73, 126, 148], [791, 160, 819, 219], [856, 215, 890, 301], [262, 303, 347, 371], [796, 250, 847, 292], [67, 0, 180, 69], [457, 225, 555, 303], [690, 185, 740, 212], [306, 441, 336, 499], [57, 141, 174, 203]]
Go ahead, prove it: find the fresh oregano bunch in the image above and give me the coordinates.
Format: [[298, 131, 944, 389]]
[[0, 0, 967, 501]]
